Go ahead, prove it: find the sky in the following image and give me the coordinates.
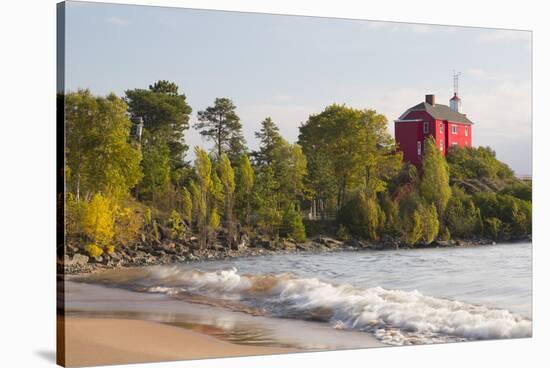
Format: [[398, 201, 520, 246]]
[[63, 1, 532, 175]]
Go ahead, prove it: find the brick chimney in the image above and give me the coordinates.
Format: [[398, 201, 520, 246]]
[[425, 94, 435, 105]]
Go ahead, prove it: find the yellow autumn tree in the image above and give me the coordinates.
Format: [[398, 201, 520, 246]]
[[81, 193, 115, 256]]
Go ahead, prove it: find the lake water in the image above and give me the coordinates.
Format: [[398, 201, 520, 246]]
[[67, 242, 532, 348]]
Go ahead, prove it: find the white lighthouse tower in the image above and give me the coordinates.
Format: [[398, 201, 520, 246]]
[[450, 71, 462, 112]]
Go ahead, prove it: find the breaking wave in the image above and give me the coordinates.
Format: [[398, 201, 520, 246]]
[[81, 266, 532, 345]]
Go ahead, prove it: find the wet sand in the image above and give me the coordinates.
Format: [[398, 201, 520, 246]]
[[63, 316, 297, 367]]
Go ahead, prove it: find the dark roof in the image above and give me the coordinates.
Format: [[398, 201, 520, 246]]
[[405, 102, 473, 125]]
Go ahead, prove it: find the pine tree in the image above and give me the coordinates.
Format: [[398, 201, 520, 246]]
[[195, 98, 244, 158], [125, 81, 192, 174], [253, 117, 283, 166]]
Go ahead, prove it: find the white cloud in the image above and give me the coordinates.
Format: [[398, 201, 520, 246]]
[[464, 68, 487, 78], [363, 21, 457, 34], [476, 29, 531, 44], [106, 16, 129, 26]]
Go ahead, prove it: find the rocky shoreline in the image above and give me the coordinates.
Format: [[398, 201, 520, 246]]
[[59, 233, 531, 275]]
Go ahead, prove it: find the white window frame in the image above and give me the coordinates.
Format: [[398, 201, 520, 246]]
[[440, 140, 444, 151], [451, 142, 459, 147], [451, 125, 458, 135], [465, 127, 468, 136], [417, 141, 422, 156], [440, 122, 444, 134], [423, 121, 429, 134]]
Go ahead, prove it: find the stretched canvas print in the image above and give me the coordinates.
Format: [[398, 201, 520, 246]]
[[57, 1, 533, 366]]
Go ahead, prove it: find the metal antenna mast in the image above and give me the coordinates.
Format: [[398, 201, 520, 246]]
[[453, 70, 462, 95]]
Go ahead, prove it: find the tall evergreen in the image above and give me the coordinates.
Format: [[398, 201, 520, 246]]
[[125, 80, 192, 176], [195, 98, 245, 159]]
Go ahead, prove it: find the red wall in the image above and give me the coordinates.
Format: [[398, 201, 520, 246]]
[[395, 121, 423, 166], [395, 110, 472, 167], [445, 122, 472, 151]]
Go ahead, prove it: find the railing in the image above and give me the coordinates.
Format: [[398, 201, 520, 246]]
[[304, 211, 337, 221]]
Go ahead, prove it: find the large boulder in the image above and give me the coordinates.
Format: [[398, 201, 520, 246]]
[[159, 241, 177, 254], [65, 253, 89, 267], [316, 236, 343, 248]]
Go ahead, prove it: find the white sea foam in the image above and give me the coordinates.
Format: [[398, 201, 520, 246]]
[[100, 266, 533, 345]]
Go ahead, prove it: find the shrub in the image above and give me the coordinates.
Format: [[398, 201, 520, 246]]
[[338, 192, 383, 240], [208, 208, 221, 230], [81, 193, 115, 246], [441, 226, 451, 241], [500, 182, 531, 201], [281, 204, 306, 242], [336, 224, 351, 241], [402, 209, 423, 246], [256, 206, 282, 236], [168, 210, 185, 239], [379, 192, 400, 236], [114, 205, 144, 246], [473, 192, 531, 238], [418, 203, 439, 244], [85, 243, 104, 258], [65, 193, 84, 238], [181, 188, 193, 223], [445, 191, 483, 238], [447, 146, 514, 180], [484, 217, 502, 240]]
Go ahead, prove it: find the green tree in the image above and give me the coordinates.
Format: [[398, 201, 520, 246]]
[[227, 130, 248, 165], [419, 137, 452, 230], [181, 187, 193, 224], [338, 192, 383, 240], [125, 80, 192, 174], [281, 204, 306, 242], [445, 187, 483, 238], [305, 150, 338, 219], [168, 210, 185, 239], [254, 165, 282, 235], [140, 138, 171, 201], [447, 146, 515, 181], [195, 98, 245, 158], [193, 147, 214, 248], [235, 154, 255, 225], [218, 153, 236, 245], [484, 217, 503, 240], [299, 105, 401, 211], [402, 210, 423, 246], [398, 189, 422, 245], [272, 141, 308, 207], [251, 118, 308, 235], [379, 192, 400, 236], [417, 202, 439, 244], [253, 117, 284, 166], [500, 181, 532, 202], [473, 192, 531, 239], [65, 90, 143, 200]]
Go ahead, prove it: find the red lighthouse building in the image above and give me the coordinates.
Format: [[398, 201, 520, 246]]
[[394, 93, 473, 167]]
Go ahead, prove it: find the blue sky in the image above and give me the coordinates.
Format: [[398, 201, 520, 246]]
[[64, 1, 532, 174]]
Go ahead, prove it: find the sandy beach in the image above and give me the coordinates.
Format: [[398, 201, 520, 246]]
[[61, 316, 296, 367]]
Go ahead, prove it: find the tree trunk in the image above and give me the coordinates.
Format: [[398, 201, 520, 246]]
[[75, 173, 81, 202]]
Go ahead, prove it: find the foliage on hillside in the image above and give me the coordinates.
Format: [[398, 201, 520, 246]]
[[63, 84, 531, 254]]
